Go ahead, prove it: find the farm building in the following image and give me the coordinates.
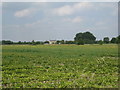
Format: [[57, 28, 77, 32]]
[[49, 40, 57, 44]]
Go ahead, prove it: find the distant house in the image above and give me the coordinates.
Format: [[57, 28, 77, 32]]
[[49, 40, 57, 44]]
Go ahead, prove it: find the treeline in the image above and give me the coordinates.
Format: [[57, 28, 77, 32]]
[[1, 31, 120, 45], [1, 40, 44, 45], [1, 40, 75, 45], [95, 36, 120, 45], [1, 37, 120, 45], [74, 32, 120, 45]]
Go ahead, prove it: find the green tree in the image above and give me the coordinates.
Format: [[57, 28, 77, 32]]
[[76, 39, 84, 45], [65, 41, 75, 44], [98, 40, 103, 45], [2, 40, 13, 45], [35, 41, 40, 44], [111, 37, 117, 43], [61, 40, 64, 44], [74, 31, 96, 45], [116, 35, 120, 44], [32, 40, 36, 45], [103, 37, 109, 44], [44, 41, 49, 44], [18, 41, 22, 44], [56, 40, 61, 44], [35, 41, 44, 45]]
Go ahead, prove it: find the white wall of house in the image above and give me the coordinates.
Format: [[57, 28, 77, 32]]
[[49, 40, 56, 44]]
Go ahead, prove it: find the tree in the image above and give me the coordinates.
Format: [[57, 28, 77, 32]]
[[56, 40, 61, 44], [65, 41, 75, 44], [2, 40, 13, 45], [103, 37, 109, 44], [35, 41, 40, 44], [61, 40, 64, 44], [24, 41, 27, 44], [116, 35, 120, 44], [76, 39, 84, 45], [32, 40, 36, 45], [44, 41, 49, 44], [35, 41, 44, 45], [0, 41, 2, 45], [111, 37, 117, 43], [74, 31, 96, 45], [98, 40, 103, 45], [18, 41, 22, 44]]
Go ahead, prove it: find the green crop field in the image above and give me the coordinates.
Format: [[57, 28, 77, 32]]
[[2, 44, 118, 88]]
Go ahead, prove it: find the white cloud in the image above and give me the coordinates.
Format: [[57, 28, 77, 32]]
[[53, 2, 93, 16], [14, 8, 35, 17], [73, 2, 92, 9], [53, 5, 74, 16], [63, 17, 82, 23], [14, 2, 47, 18]]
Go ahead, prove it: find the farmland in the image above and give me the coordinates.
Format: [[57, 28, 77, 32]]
[[2, 44, 118, 88]]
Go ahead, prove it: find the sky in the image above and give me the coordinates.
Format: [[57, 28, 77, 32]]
[[2, 2, 118, 41]]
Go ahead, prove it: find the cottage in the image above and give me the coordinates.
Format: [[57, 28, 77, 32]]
[[49, 40, 57, 44]]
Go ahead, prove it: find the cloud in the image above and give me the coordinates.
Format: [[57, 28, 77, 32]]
[[73, 2, 92, 9], [24, 20, 41, 27], [53, 2, 93, 16], [14, 8, 35, 17], [14, 2, 47, 18], [63, 17, 83, 23], [53, 5, 73, 16]]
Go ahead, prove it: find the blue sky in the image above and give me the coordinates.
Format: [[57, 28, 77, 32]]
[[2, 2, 118, 41]]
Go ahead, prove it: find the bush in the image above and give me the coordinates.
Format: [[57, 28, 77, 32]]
[[98, 40, 103, 45], [76, 40, 84, 45]]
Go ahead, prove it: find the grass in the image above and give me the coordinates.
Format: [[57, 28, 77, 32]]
[[2, 44, 118, 88]]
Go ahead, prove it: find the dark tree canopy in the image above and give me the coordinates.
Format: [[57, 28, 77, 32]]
[[2, 40, 13, 45], [103, 37, 109, 43], [98, 40, 103, 45], [44, 41, 49, 44], [111, 37, 117, 43], [116, 35, 120, 43], [74, 31, 96, 44]]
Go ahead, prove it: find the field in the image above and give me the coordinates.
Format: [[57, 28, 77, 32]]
[[2, 44, 118, 88]]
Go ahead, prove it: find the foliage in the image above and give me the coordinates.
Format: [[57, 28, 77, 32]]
[[2, 40, 13, 45], [1, 34, 120, 45], [103, 37, 109, 44], [56, 40, 61, 44], [76, 39, 84, 45], [44, 41, 49, 44], [74, 32, 96, 44], [116, 35, 120, 44], [65, 41, 75, 44], [110, 37, 116, 43], [2, 44, 118, 88], [2, 40, 44, 45], [61, 40, 65, 44], [32, 40, 35, 45], [98, 40, 103, 45]]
